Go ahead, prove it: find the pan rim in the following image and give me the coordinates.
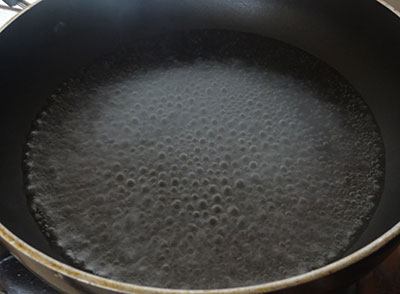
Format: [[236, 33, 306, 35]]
[[1, 221, 400, 293], [1, 0, 400, 293]]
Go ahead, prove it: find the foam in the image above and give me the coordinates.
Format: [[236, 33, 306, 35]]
[[25, 31, 384, 289]]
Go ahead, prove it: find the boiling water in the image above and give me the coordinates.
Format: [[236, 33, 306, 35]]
[[25, 31, 384, 289]]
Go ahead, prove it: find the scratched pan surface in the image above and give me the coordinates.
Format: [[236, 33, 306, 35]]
[[0, 0, 400, 293]]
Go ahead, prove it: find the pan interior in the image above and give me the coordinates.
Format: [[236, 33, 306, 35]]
[[23, 30, 384, 289]]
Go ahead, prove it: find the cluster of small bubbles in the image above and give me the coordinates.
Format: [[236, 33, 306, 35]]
[[24, 31, 384, 289]]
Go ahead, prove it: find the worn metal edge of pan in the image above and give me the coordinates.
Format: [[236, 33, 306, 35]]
[[0, 0, 39, 34], [1, 221, 400, 294], [377, 0, 400, 17], [0, 0, 400, 293]]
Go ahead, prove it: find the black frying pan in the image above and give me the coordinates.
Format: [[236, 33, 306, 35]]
[[0, 0, 400, 293]]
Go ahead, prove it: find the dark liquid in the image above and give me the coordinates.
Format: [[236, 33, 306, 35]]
[[24, 30, 384, 289]]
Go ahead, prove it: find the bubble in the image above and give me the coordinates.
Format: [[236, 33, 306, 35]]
[[249, 145, 257, 153], [126, 178, 136, 188], [115, 172, 124, 181], [208, 185, 218, 194], [208, 216, 218, 226], [198, 200, 207, 210], [249, 161, 258, 169], [280, 165, 288, 173], [219, 177, 228, 185], [212, 204, 223, 214], [234, 179, 245, 189], [171, 178, 180, 186], [219, 161, 228, 169], [227, 205, 239, 216], [172, 200, 181, 209], [212, 193, 222, 203], [222, 185, 232, 196], [158, 180, 167, 187]]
